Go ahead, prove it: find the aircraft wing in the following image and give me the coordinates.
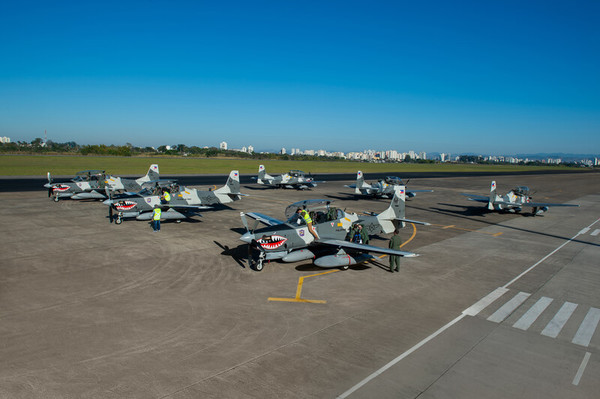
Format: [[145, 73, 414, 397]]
[[245, 212, 285, 227], [317, 239, 419, 257], [344, 184, 357, 189], [166, 204, 213, 210], [461, 193, 490, 203], [516, 201, 579, 208]]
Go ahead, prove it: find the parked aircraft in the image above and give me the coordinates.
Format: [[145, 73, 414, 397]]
[[239, 186, 429, 271], [461, 181, 579, 215], [104, 164, 160, 193], [346, 171, 433, 198], [104, 170, 245, 224], [45, 169, 109, 201], [254, 165, 319, 189]]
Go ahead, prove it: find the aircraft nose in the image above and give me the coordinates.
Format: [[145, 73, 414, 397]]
[[240, 232, 255, 243], [102, 199, 113, 205]]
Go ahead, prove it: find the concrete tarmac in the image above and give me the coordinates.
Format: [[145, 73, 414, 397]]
[[0, 172, 598, 398]]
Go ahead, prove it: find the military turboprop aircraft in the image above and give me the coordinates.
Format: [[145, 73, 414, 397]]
[[461, 181, 579, 215], [45, 169, 109, 201], [345, 171, 433, 198], [239, 186, 429, 271], [104, 164, 160, 193], [104, 170, 245, 224], [254, 165, 319, 189]]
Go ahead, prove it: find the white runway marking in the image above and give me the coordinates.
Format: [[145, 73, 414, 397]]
[[338, 218, 600, 397], [541, 302, 578, 338], [572, 352, 591, 386], [463, 287, 508, 316], [591, 229, 600, 236], [572, 308, 600, 347], [513, 297, 553, 331], [336, 314, 467, 398], [579, 227, 590, 235], [487, 292, 530, 323]]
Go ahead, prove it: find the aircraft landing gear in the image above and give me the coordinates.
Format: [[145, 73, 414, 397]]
[[252, 251, 266, 271], [340, 265, 349, 270], [53, 195, 59, 202], [115, 215, 123, 225]]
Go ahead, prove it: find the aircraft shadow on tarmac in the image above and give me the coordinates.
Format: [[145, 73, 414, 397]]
[[214, 240, 248, 269], [410, 203, 600, 248]]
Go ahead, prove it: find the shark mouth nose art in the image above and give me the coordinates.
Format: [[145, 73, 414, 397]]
[[115, 201, 137, 211], [257, 235, 287, 250], [52, 185, 70, 192]]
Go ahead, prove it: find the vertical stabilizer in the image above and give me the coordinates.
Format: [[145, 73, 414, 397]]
[[257, 164, 273, 184], [215, 170, 240, 194], [376, 186, 406, 233], [488, 181, 496, 210], [137, 164, 160, 184], [355, 170, 371, 194]]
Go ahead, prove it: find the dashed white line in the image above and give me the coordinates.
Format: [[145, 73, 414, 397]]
[[463, 287, 508, 316], [591, 229, 600, 237], [541, 302, 578, 338], [487, 292, 530, 323], [513, 297, 553, 331], [572, 352, 591, 386], [572, 308, 600, 347]]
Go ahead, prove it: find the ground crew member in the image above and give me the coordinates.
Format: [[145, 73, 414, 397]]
[[152, 206, 161, 232], [389, 229, 403, 272], [350, 224, 369, 244], [161, 189, 171, 204], [297, 208, 319, 240]]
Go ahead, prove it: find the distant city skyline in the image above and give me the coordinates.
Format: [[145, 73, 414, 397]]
[[1, 1, 599, 155]]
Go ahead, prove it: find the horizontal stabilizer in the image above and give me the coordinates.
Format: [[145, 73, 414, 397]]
[[395, 218, 431, 226]]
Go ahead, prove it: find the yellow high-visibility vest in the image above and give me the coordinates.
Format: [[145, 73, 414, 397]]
[[163, 192, 171, 201], [153, 208, 162, 220], [300, 210, 312, 224]]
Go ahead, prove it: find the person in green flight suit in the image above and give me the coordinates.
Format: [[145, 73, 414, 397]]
[[389, 229, 403, 272]]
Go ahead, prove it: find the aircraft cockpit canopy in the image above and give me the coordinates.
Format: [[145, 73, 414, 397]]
[[284, 199, 342, 225], [384, 176, 404, 185], [288, 170, 307, 177], [513, 186, 530, 196], [73, 170, 106, 182]]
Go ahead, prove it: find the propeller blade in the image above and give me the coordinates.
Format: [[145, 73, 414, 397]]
[[48, 187, 52, 197], [109, 204, 113, 223], [240, 212, 250, 232]]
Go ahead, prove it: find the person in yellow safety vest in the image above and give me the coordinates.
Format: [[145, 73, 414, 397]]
[[152, 206, 161, 232], [297, 208, 319, 240], [161, 189, 171, 204]]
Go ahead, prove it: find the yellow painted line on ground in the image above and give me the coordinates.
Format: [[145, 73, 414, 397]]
[[376, 223, 417, 259], [269, 223, 419, 303], [442, 225, 455, 229], [268, 269, 340, 304]]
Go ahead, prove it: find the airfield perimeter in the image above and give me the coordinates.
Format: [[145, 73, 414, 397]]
[[1, 172, 599, 398]]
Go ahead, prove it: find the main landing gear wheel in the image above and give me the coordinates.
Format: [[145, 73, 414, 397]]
[[340, 265, 349, 270], [115, 216, 123, 225], [53, 196, 59, 202]]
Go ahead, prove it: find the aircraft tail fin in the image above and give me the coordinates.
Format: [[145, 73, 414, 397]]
[[215, 170, 240, 194], [362, 186, 405, 234], [137, 164, 159, 184], [355, 170, 371, 194], [257, 164, 273, 184], [488, 181, 496, 210]]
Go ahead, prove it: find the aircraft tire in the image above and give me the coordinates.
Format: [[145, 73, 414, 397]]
[[115, 217, 123, 225], [340, 265, 349, 270], [53, 196, 59, 202], [176, 220, 182, 223], [253, 261, 264, 272]]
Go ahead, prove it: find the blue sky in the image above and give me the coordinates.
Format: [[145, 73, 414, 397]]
[[1, 0, 599, 154]]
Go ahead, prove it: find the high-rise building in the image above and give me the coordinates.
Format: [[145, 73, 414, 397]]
[[219, 141, 228, 150]]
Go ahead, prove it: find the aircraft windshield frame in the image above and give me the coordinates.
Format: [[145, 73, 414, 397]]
[[284, 199, 333, 219]]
